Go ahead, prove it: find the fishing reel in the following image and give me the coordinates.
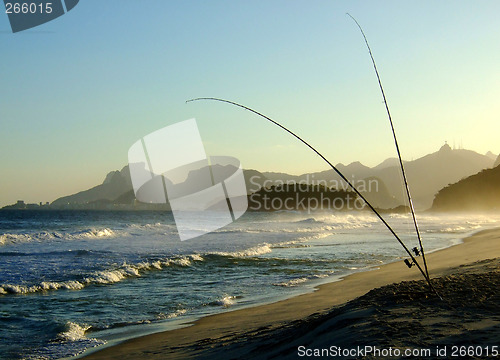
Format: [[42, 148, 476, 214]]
[[404, 259, 414, 268], [412, 247, 421, 256], [404, 247, 422, 268]]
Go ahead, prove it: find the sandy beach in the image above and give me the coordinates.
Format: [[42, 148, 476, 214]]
[[82, 228, 500, 359]]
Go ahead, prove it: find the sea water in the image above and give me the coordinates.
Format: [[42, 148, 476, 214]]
[[1, 210, 499, 359]]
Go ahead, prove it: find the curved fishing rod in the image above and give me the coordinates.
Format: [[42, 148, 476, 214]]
[[186, 97, 441, 299], [347, 13, 429, 280]]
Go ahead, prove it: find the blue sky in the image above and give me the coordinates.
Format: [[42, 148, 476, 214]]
[[1, 1, 499, 206]]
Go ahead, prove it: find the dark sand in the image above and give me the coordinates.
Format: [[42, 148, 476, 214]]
[[82, 228, 500, 359]]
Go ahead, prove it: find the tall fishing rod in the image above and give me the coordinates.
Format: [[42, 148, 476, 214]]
[[347, 13, 430, 280], [186, 97, 441, 299]]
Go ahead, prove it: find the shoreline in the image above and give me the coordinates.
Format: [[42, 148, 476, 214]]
[[81, 227, 500, 359]]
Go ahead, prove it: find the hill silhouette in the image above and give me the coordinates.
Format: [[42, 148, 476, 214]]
[[374, 144, 493, 209], [432, 164, 500, 211], [50, 165, 270, 209], [51, 166, 132, 208], [494, 154, 500, 168]]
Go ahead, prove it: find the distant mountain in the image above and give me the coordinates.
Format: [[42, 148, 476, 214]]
[[262, 163, 396, 208], [360, 176, 401, 209], [373, 144, 494, 210], [431, 164, 500, 211], [49, 144, 494, 211], [51, 165, 270, 209], [113, 190, 136, 205], [372, 157, 401, 171], [261, 171, 301, 183], [263, 161, 372, 184], [51, 166, 133, 207], [262, 144, 493, 210]]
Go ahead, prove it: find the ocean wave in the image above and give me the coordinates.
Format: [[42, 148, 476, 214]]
[[207, 295, 238, 307], [272, 274, 330, 287], [212, 221, 361, 235], [426, 225, 481, 234], [1, 280, 86, 295], [442, 226, 468, 233], [320, 214, 378, 227], [56, 321, 92, 342], [22, 322, 105, 360], [271, 244, 311, 249], [0, 254, 204, 296], [0, 231, 62, 245], [156, 309, 188, 320], [293, 218, 324, 224], [70, 228, 117, 239], [0, 249, 104, 258], [273, 277, 309, 287], [296, 232, 332, 241], [0, 228, 119, 246], [207, 244, 273, 258], [388, 213, 411, 219], [213, 228, 261, 234], [127, 222, 177, 233]]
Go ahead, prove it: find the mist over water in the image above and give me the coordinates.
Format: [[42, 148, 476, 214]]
[[1, 210, 499, 359]]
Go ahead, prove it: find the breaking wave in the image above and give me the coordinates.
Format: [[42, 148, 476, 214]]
[[0, 228, 119, 246], [71, 228, 117, 239], [207, 295, 238, 307], [56, 321, 92, 342], [0, 254, 204, 296], [272, 274, 330, 287], [293, 218, 324, 224], [208, 244, 273, 257], [156, 309, 188, 320], [21, 321, 105, 360]]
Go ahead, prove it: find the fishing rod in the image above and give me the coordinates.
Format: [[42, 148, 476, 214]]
[[186, 97, 441, 299], [347, 13, 430, 280]]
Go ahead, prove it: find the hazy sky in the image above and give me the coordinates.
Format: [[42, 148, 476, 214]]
[[1, 1, 499, 206]]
